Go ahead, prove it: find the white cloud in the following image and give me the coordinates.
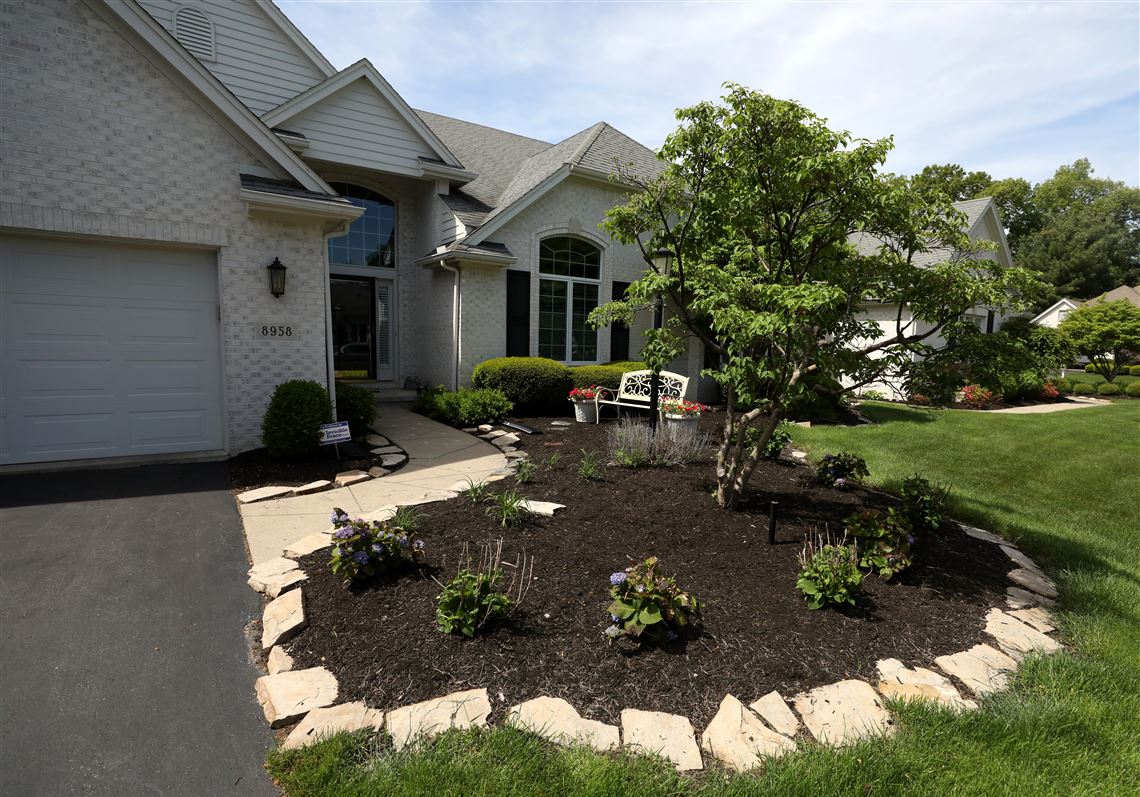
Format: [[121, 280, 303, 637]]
[[278, 0, 1139, 184]]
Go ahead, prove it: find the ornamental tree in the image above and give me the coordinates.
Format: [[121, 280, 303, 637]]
[[594, 85, 1043, 508], [1058, 299, 1140, 382]]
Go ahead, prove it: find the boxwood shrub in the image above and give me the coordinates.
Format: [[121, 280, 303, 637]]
[[334, 382, 376, 439], [414, 386, 513, 427], [1048, 376, 1072, 393], [570, 361, 647, 390], [1072, 382, 1095, 396], [472, 357, 572, 413], [1130, 365, 1140, 377], [1097, 382, 1122, 397], [1084, 364, 1098, 373], [261, 379, 333, 457], [1125, 381, 1140, 397]]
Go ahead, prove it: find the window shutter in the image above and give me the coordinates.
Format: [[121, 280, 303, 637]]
[[506, 270, 530, 357], [610, 281, 631, 362], [986, 310, 995, 334]]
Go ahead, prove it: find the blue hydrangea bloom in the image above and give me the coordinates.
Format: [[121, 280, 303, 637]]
[[352, 550, 370, 565], [332, 528, 354, 540], [609, 572, 627, 586], [372, 544, 383, 553], [413, 540, 425, 550]]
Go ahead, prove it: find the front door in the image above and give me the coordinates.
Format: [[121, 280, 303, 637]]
[[331, 277, 394, 381]]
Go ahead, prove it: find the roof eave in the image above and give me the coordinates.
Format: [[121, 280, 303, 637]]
[[415, 248, 518, 269], [465, 164, 573, 246]]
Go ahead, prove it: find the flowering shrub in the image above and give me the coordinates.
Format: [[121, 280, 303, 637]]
[[908, 393, 931, 406], [844, 508, 914, 579], [605, 556, 701, 643], [568, 386, 600, 401], [816, 452, 869, 489], [796, 535, 864, 609], [1040, 382, 1060, 400], [328, 508, 425, 582], [660, 398, 707, 417], [900, 474, 950, 532], [956, 384, 995, 409]]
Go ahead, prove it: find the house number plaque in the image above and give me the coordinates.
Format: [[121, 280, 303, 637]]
[[255, 323, 294, 339]]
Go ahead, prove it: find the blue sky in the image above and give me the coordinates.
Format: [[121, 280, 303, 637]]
[[278, 0, 1140, 186]]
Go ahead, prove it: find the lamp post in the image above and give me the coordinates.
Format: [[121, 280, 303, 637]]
[[648, 247, 674, 433]]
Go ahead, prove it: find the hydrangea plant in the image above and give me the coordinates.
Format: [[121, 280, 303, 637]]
[[796, 536, 864, 609], [328, 508, 425, 583], [900, 474, 950, 533], [605, 556, 701, 643], [844, 507, 914, 579], [816, 452, 869, 489]]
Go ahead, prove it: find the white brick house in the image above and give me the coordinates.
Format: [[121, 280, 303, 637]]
[[0, 0, 664, 466]]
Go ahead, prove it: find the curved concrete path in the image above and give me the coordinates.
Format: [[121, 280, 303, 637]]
[[974, 397, 1112, 414], [241, 405, 508, 564]]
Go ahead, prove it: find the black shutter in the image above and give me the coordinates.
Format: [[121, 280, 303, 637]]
[[985, 310, 995, 334], [506, 270, 530, 357], [610, 281, 631, 362]]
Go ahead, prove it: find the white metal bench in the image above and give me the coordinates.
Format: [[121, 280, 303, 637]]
[[593, 369, 689, 423]]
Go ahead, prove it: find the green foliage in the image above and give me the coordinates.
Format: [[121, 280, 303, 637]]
[[1058, 300, 1140, 383], [542, 453, 560, 470], [261, 379, 333, 457], [328, 508, 425, 583], [471, 357, 572, 414], [461, 479, 491, 505], [1131, 365, 1140, 377], [484, 489, 526, 527], [1048, 376, 1072, 393], [1125, 381, 1140, 397], [388, 506, 422, 532], [435, 541, 530, 638], [860, 389, 888, 401], [334, 382, 376, 439], [576, 449, 605, 481], [1097, 382, 1123, 397], [1084, 363, 1098, 373], [513, 459, 536, 484], [816, 452, 869, 488], [569, 361, 646, 390], [845, 508, 914, 579], [763, 419, 794, 460], [606, 419, 712, 467], [605, 556, 701, 643], [413, 386, 513, 427], [796, 536, 864, 609], [1073, 382, 1095, 396], [597, 85, 1042, 507], [912, 163, 994, 203], [900, 474, 950, 532]]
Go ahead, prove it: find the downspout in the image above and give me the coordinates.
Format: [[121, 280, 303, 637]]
[[322, 222, 352, 419], [439, 260, 461, 390]]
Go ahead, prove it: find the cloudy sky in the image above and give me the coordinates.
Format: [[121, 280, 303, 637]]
[[278, 0, 1139, 186]]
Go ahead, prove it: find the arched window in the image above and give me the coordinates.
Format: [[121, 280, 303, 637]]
[[327, 183, 396, 268], [538, 236, 601, 362]]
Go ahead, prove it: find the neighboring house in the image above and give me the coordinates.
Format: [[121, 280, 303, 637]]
[[848, 197, 1016, 398], [1032, 285, 1140, 328], [0, 0, 664, 466]]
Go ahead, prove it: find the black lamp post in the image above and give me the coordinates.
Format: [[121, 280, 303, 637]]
[[648, 247, 674, 433], [267, 257, 287, 298]]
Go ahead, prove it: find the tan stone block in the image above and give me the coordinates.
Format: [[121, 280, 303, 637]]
[[1009, 606, 1056, 633], [793, 680, 894, 746], [284, 533, 332, 558], [292, 480, 331, 496], [335, 470, 371, 487], [984, 608, 1061, 660], [621, 709, 703, 772], [506, 696, 619, 752], [1008, 568, 1058, 599], [749, 691, 799, 738], [876, 658, 976, 711], [262, 589, 305, 651], [255, 667, 338, 728], [700, 694, 794, 772], [934, 644, 1018, 696], [237, 485, 294, 504], [385, 688, 491, 750], [282, 701, 384, 750], [266, 645, 293, 676]]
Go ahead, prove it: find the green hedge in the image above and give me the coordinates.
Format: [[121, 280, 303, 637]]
[[261, 379, 333, 457], [413, 386, 513, 427], [335, 382, 376, 439], [1084, 364, 1098, 373], [570, 361, 647, 390], [1130, 365, 1140, 377], [1125, 381, 1140, 397], [471, 357, 572, 414], [1097, 382, 1122, 397], [1072, 382, 1095, 396]]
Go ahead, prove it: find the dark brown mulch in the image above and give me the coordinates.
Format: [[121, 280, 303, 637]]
[[288, 415, 1010, 728]]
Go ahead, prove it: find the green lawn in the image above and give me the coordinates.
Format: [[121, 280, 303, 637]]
[[1065, 370, 1137, 387], [267, 402, 1140, 796]]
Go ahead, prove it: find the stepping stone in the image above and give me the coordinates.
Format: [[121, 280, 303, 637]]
[[983, 608, 1061, 660], [876, 658, 976, 711], [447, 479, 476, 492], [505, 451, 529, 460], [519, 499, 565, 517], [506, 696, 619, 752], [550, 421, 571, 427], [477, 424, 494, 432], [247, 557, 301, 594], [791, 450, 808, 461], [236, 485, 293, 504], [250, 569, 307, 599], [379, 454, 407, 468], [749, 691, 799, 738], [793, 680, 894, 746], [255, 667, 338, 728], [960, 524, 1005, 545], [283, 701, 384, 750], [462, 427, 479, 434], [368, 466, 390, 478], [370, 445, 403, 455], [1000, 545, 1043, 573], [700, 694, 795, 772], [262, 589, 306, 650], [385, 688, 491, 750], [1006, 585, 1057, 609], [398, 490, 457, 507], [335, 470, 370, 487], [292, 480, 331, 496], [361, 505, 397, 523], [492, 433, 521, 449], [366, 434, 390, 447], [479, 430, 506, 439], [267, 645, 294, 676], [1009, 606, 1056, 633], [285, 533, 332, 559], [934, 644, 1017, 696], [621, 709, 703, 772], [1008, 568, 1058, 599]]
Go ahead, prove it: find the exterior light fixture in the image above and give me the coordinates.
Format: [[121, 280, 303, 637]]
[[267, 257, 287, 298], [651, 247, 674, 276]]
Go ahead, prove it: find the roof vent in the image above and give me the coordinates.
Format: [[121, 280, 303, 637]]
[[172, 6, 216, 62]]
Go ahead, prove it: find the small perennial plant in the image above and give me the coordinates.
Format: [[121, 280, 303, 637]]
[[605, 556, 701, 643], [844, 508, 914, 579], [328, 508, 425, 582], [796, 534, 864, 609], [817, 452, 869, 489], [435, 540, 532, 638]]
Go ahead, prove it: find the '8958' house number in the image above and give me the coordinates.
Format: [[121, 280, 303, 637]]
[[256, 323, 294, 339]]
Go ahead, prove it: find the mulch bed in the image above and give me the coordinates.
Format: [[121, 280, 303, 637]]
[[288, 414, 1010, 727]]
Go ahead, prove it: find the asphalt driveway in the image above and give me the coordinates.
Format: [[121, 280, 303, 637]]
[[0, 463, 274, 795]]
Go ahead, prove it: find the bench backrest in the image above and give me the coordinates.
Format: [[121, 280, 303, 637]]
[[616, 370, 689, 403]]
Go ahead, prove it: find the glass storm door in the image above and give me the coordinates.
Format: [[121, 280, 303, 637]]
[[331, 277, 374, 379]]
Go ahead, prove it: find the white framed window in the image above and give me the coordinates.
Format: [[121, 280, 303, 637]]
[[963, 312, 986, 331], [537, 236, 601, 362]]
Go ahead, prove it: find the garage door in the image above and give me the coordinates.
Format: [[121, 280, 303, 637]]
[[1, 235, 224, 465]]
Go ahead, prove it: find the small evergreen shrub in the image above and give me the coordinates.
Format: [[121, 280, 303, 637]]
[[1125, 381, 1140, 397], [817, 452, 869, 489], [334, 382, 376, 439], [261, 379, 333, 457], [796, 535, 864, 609], [605, 556, 701, 643], [1084, 363, 1098, 373], [1073, 382, 1095, 396], [435, 541, 531, 638], [1097, 382, 1122, 397], [413, 386, 513, 427], [845, 508, 914, 579], [471, 357, 572, 413], [570, 361, 646, 390], [1130, 365, 1140, 377], [328, 508, 425, 583], [900, 474, 950, 532]]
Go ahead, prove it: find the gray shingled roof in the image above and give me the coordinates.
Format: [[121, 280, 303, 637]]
[[849, 197, 996, 266]]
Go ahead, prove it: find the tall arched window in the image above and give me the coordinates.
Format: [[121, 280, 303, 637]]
[[327, 183, 395, 268], [538, 236, 601, 362]]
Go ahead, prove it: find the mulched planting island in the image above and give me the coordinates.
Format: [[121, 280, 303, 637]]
[[289, 414, 1010, 727]]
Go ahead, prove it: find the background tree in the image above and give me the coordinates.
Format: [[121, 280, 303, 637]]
[[597, 85, 1043, 508], [913, 163, 993, 202], [1057, 299, 1140, 382]]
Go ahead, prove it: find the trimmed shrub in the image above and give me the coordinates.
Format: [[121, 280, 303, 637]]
[[1097, 382, 1122, 397], [1048, 376, 1072, 393], [261, 379, 333, 457], [472, 357, 572, 414], [1084, 363, 1098, 373], [570, 361, 646, 390], [414, 386, 513, 427], [1125, 381, 1140, 397], [1072, 382, 1095, 396], [1130, 365, 1140, 377], [334, 382, 376, 439]]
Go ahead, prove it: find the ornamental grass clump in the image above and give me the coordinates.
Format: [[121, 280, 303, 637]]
[[900, 474, 950, 532], [605, 556, 701, 644], [607, 418, 713, 467], [796, 534, 864, 609], [816, 452, 869, 489], [328, 507, 425, 583], [435, 540, 532, 638], [844, 508, 914, 579]]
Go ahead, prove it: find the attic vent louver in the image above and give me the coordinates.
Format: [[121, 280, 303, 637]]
[[172, 6, 216, 61]]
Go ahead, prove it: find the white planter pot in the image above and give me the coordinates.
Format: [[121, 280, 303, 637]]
[[573, 401, 597, 423], [663, 413, 699, 432]]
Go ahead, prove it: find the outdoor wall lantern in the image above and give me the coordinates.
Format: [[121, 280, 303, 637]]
[[267, 257, 287, 298], [651, 247, 674, 277]]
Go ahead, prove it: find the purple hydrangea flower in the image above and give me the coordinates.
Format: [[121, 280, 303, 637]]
[[835, 477, 847, 487], [332, 528, 354, 540], [611, 614, 621, 623], [397, 534, 409, 546], [413, 540, 425, 550], [907, 534, 916, 545], [372, 544, 383, 553], [352, 550, 369, 565], [609, 572, 627, 586]]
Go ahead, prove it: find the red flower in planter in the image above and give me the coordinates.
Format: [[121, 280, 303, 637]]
[[569, 386, 600, 401]]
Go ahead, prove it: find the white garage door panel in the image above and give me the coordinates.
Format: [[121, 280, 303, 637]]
[[1, 236, 224, 465]]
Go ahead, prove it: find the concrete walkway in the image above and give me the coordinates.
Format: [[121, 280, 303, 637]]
[[241, 405, 508, 563], [980, 397, 1112, 414]]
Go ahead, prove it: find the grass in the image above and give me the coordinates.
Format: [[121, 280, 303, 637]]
[[1064, 370, 1137, 387], [267, 402, 1140, 796]]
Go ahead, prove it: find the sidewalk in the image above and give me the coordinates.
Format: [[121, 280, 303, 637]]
[[240, 405, 508, 563], [981, 397, 1112, 415]]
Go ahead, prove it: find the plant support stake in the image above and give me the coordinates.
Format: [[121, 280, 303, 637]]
[[768, 501, 779, 545]]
